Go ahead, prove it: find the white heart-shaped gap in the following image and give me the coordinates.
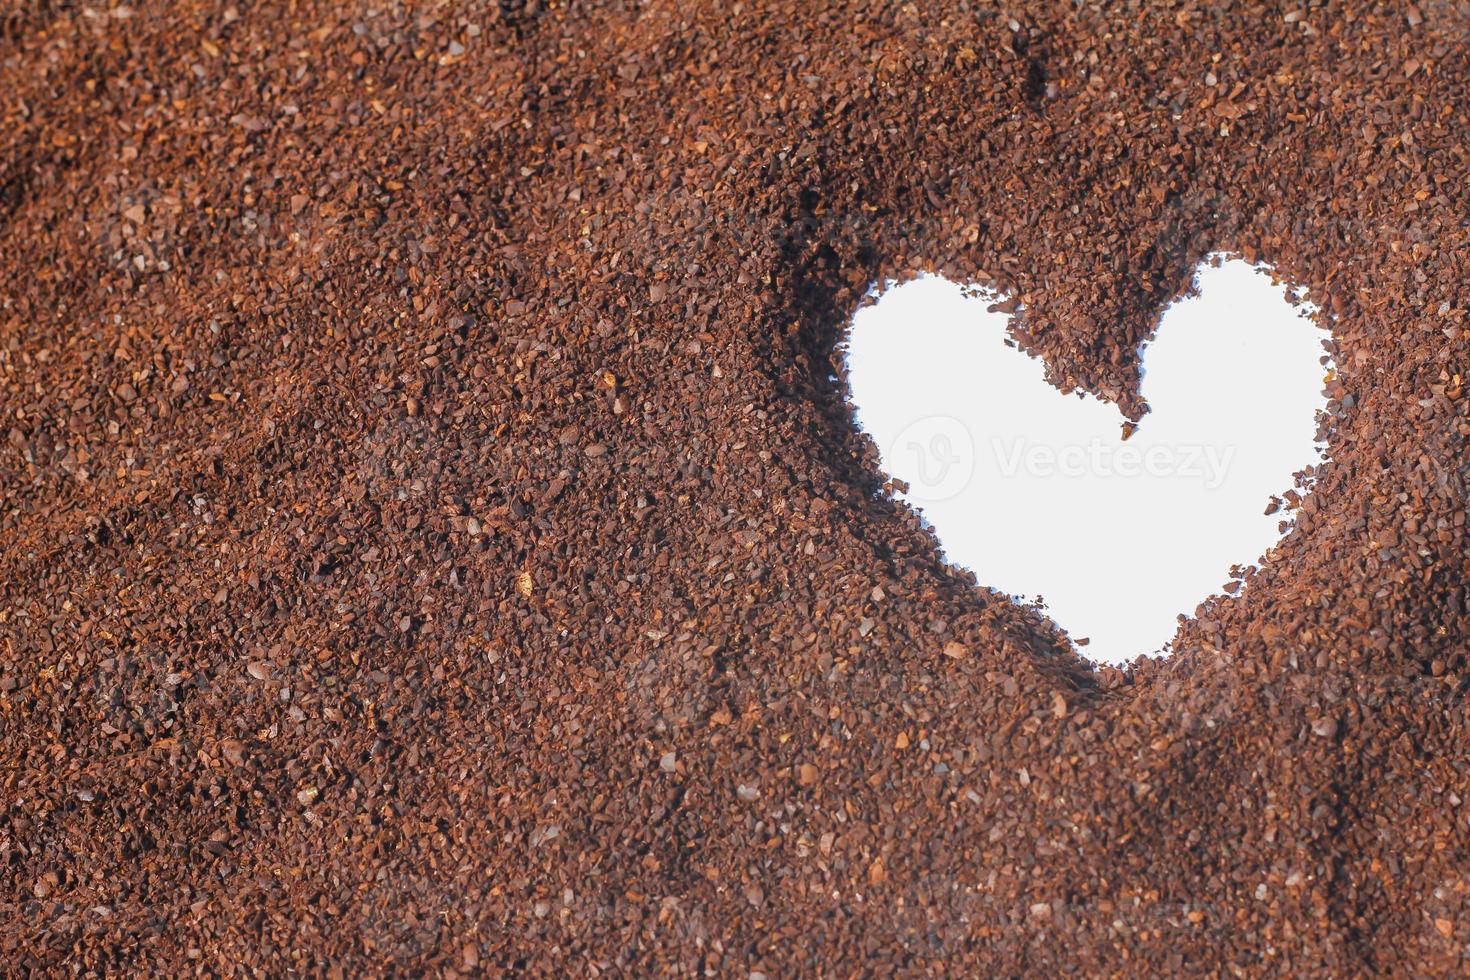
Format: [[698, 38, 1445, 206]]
[[844, 255, 1334, 665]]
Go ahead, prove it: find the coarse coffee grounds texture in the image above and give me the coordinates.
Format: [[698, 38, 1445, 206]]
[[1, 0, 1468, 974]]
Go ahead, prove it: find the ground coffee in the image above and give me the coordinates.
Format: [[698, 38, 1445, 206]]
[[1, 1, 1467, 974]]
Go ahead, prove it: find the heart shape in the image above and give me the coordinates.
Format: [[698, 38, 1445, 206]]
[[845, 255, 1332, 664]]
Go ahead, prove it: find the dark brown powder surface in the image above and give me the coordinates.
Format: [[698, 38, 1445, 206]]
[[2, 1, 1468, 974]]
